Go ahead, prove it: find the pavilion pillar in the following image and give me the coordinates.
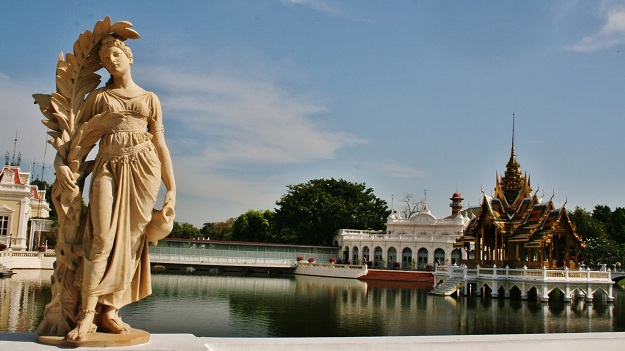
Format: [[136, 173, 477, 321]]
[[540, 283, 549, 302], [585, 284, 593, 302]]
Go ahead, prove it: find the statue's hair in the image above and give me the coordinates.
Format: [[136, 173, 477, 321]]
[[98, 35, 133, 65]]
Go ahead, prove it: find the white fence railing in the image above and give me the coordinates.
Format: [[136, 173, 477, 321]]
[[149, 247, 297, 267], [435, 264, 612, 283]]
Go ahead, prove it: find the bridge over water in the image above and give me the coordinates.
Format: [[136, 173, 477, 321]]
[[149, 246, 298, 273], [612, 272, 625, 282]]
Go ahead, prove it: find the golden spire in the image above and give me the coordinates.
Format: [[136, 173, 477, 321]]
[[501, 114, 523, 201]]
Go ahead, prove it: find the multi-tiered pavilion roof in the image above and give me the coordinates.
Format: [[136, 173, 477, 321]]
[[457, 122, 584, 268]]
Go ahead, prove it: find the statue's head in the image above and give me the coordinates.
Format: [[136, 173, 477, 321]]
[[98, 35, 133, 66]]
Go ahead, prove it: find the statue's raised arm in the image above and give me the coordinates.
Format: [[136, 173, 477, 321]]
[[34, 17, 176, 346]]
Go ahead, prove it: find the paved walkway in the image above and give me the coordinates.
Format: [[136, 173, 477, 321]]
[[1, 332, 624, 351]]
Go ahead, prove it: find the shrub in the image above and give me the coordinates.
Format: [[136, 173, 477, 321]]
[[0, 243, 6, 251], [308, 257, 315, 263], [329, 257, 336, 263], [296, 256, 304, 261]]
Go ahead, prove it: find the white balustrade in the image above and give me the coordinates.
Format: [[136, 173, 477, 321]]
[[435, 264, 613, 283]]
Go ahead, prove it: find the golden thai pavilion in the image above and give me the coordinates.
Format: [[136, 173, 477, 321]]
[[457, 128, 584, 269]]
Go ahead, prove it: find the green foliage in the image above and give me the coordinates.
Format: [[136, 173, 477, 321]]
[[570, 207, 607, 241], [169, 221, 201, 239], [232, 210, 275, 242], [571, 206, 625, 269], [589, 205, 625, 244], [201, 219, 234, 241], [582, 237, 623, 270], [609, 207, 625, 243], [274, 178, 390, 246]]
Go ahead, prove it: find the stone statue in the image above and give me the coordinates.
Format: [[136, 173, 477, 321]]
[[34, 17, 176, 345]]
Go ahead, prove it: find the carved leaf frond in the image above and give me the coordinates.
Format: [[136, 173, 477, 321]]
[[41, 119, 60, 131], [33, 94, 54, 120], [51, 138, 66, 158], [94, 16, 110, 39], [47, 131, 61, 140], [110, 20, 140, 40], [56, 71, 72, 98], [66, 112, 111, 169]]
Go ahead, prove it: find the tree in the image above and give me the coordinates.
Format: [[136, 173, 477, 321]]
[[609, 207, 625, 243], [232, 210, 274, 242], [169, 221, 201, 239], [274, 178, 390, 246], [201, 219, 234, 241], [399, 193, 422, 219], [582, 237, 624, 270], [570, 207, 607, 241], [570, 206, 625, 269]]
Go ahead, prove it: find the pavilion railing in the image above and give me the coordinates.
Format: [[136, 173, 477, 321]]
[[435, 264, 612, 283]]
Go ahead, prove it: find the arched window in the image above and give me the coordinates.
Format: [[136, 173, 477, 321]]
[[417, 248, 428, 269], [434, 248, 445, 265], [374, 247, 383, 267], [387, 247, 397, 269], [451, 249, 461, 265], [343, 246, 350, 263], [352, 246, 359, 264], [402, 247, 413, 269], [362, 246, 370, 265]]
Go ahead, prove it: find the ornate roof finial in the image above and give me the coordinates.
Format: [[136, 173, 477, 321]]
[[511, 113, 516, 157]]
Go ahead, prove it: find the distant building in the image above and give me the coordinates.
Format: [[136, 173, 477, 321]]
[[456, 127, 584, 269], [334, 197, 473, 270], [0, 164, 51, 251]]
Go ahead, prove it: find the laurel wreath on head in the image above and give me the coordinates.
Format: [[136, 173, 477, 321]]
[[33, 16, 139, 227]]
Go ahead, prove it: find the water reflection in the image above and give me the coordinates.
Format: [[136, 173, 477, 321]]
[[0, 270, 51, 333], [1, 270, 624, 337]]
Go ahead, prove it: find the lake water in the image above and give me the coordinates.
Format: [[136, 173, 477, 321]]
[[2, 270, 624, 337]]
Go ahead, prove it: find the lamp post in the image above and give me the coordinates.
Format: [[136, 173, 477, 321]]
[[8, 233, 12, 248]]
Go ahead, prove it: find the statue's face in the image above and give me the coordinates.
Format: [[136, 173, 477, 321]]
[[100, 46, 131, 76]]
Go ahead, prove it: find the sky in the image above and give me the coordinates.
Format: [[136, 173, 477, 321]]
[[1, 1, 624, 227]]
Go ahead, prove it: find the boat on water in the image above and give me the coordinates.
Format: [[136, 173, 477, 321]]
[[0, 269, 15, 278], [294, 262, 367, 279]]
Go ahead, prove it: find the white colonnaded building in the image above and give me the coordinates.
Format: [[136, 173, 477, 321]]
[[334, 193, 474, 270]]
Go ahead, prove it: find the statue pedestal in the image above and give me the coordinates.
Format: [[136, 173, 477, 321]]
[[38, 329, 150, 348]]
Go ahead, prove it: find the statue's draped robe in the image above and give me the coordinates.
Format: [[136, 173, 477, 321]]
[[78, 88, 162, 309]]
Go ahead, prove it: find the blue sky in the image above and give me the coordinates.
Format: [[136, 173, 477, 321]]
[[1, 1, 624, 226]]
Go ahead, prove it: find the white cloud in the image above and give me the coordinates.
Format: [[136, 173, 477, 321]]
[[282, 0, 340, 16], [281, 0, 370, 22], [0, 74, 53, 178], [139, 66, 364, 167], [568, 4, 625, 51], [131, 63, 366, 224]]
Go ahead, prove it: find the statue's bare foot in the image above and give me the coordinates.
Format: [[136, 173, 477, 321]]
[[101, 310, 130, 334], [66, 310, 97, 340]]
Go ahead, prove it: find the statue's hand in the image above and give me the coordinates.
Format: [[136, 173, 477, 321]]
[[56, 165, 77, 192], [164, 189, 176, 209]]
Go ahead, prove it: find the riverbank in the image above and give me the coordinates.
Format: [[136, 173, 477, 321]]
[[1, 332, 624, 351]]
